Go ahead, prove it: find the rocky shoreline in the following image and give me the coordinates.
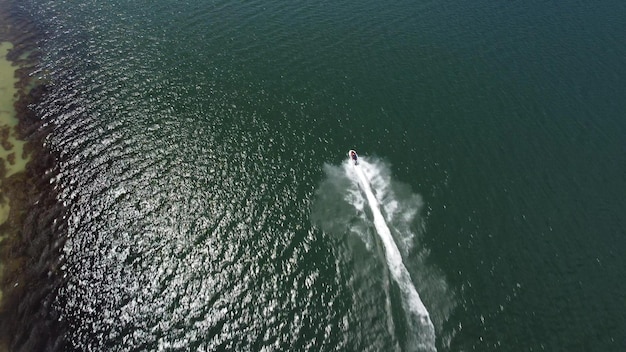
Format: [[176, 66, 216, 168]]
[[0, 1, 68, 351]]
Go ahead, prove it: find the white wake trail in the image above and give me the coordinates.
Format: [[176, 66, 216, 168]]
[[352, 160, 437, 352]]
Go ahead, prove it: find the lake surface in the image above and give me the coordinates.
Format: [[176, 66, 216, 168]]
[[5, 0, 626, 350]]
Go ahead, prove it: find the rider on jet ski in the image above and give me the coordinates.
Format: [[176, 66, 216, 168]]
[[350, 150, 358, 164]]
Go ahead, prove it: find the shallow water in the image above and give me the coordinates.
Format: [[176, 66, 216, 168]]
[[0, 42, 29, 179]]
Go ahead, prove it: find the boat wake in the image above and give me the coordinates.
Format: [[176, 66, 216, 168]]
[[348, 158, 436, 352], [312, 155, 444, 352]]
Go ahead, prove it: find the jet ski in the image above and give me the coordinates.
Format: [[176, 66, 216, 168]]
[[348, 149, 358, 165]]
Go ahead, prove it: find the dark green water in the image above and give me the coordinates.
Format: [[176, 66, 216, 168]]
[[8, 0, 626, 350]]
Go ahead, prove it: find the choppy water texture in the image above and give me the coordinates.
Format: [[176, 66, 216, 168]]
[[3, 0, 626, 350]]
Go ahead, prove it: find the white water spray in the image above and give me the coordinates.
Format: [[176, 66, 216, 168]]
[[349, 158, 437, 352]]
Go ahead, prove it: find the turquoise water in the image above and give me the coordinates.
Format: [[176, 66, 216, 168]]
[[6, 0, 626, 350]]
